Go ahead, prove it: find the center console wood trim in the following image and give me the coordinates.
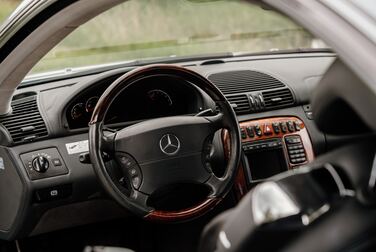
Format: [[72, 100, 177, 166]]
[[224, 116, 314, 200]]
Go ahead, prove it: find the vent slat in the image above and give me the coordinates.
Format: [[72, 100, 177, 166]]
[[0, 95, 48, 144], [209, 70, 285, 95], [1, 113, 42, 123], [262, 88, 294, 110], [13, 101, 37, 107], [226, 94, 251, 114], [9, 129, 49, 138], [5, 122, 46, 131], [12, 107, 38, 112]]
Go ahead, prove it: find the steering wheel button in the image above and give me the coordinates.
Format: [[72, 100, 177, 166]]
[[132, 177, 141, 189], [130, 168, 137, 176], [123, 158, 132, 166], [117, 154, 137, 168], [205, 162, 212, 171]]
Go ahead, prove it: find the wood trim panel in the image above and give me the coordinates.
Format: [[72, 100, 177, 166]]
[[222, 130, 248, 200], [144, 198, 221, 222], [224, 116, 315, 200]]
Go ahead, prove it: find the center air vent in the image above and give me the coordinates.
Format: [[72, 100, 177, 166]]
[[0, 95, 48, 144], [209, 70, 295, 115], [262, 88, 295, 109], [208, 70, 285, 95]]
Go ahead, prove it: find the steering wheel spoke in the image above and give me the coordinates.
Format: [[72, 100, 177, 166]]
[[205, 174, 226, 197], [205, 112, 226, 132], [100, 129, 116, 153], [128, 189, 154, 214]]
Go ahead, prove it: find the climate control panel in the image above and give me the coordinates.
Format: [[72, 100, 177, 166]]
[[20, 148, 68, 180]]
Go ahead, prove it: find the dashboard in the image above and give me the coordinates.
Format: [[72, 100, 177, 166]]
[[0, 52, 336, 240]]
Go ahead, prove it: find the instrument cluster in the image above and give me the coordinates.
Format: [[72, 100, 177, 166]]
[[66, 75, 203, 130], [70, 96, 99, 120]]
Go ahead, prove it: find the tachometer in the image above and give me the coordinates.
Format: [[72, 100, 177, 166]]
[[147, 89, 173, 107], [71, 103, 85, 120], [85, 96, 99, 113]]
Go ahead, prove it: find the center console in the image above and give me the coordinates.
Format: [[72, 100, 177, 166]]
[[223, 116, 314, 199]]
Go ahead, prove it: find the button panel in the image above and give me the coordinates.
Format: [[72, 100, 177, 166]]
[[240, 118, 303, 141], [116, 153, 143, 189], [285, 135, 307, 164], [20, 148, 68, 180]]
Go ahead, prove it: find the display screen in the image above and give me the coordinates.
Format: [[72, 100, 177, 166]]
[[246, 148, 288, 180]]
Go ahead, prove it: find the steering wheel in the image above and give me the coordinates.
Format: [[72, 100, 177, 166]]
[[88, 64, 241, 222]]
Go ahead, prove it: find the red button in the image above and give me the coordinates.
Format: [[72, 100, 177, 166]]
[[264, 124, 272, 135]]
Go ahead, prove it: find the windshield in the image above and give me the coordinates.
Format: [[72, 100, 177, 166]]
[[14, 0, 326, 76], [0, 0, 19, 24]]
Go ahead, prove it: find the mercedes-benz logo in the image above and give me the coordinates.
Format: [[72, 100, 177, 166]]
[[159, 134, 180, 156]]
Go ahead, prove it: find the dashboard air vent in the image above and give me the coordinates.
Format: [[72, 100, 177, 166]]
[[262, 88, 295, 109], [208, 70, 285, 95], [0, 95, 48, 144], [226, 94, 250, 114]]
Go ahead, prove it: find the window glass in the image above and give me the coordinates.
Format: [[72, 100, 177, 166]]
[[26, 0, 326, 75]]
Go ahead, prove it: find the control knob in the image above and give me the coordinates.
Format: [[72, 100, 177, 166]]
[[32, 156, 49, 173]]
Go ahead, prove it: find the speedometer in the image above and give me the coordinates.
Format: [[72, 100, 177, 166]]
[[71, 103, 85, 120], [85, 96, 99, 113], [147, 89, 173, 107]]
